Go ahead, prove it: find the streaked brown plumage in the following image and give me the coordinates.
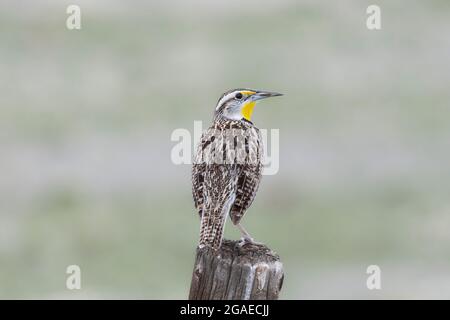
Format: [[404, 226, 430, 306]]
[[192, 89, 282, 250]]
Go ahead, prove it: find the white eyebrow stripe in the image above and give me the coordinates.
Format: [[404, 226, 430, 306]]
[[216, 91, 239, 110]]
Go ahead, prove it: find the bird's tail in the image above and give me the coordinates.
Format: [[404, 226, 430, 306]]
[[199, 205, 227, 251]]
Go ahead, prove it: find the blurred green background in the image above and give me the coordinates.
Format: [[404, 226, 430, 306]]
[[1, 0, 450, 299]]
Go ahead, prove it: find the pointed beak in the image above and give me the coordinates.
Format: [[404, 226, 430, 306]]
[[250, 91, 283, 101]]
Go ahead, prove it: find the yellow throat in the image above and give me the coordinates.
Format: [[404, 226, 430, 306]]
[[241, 101, 256, 121]]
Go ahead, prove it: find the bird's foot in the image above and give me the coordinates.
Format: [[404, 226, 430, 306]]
[[237, 236, 264, 247]]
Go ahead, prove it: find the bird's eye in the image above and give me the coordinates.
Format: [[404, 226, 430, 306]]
[[235, 92, 243, 100]]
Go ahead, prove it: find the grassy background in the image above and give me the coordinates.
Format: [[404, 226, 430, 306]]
[[1, 0, 450, 299]]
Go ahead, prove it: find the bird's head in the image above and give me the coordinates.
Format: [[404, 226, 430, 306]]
[[214, 88, 282, 122]]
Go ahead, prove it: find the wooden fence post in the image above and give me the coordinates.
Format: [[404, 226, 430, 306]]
[[189, 239, 284, 300]]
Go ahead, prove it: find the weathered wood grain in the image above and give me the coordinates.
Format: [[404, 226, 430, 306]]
[[189, 239, 284, 300]]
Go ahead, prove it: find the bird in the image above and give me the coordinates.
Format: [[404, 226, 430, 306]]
[[192, 88, 282, 250]]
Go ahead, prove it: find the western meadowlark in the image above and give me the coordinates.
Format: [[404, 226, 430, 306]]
[[192, 89, 282, 250]]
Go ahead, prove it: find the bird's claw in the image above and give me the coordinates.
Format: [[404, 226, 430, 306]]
[[237, 237, 264, 247]]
